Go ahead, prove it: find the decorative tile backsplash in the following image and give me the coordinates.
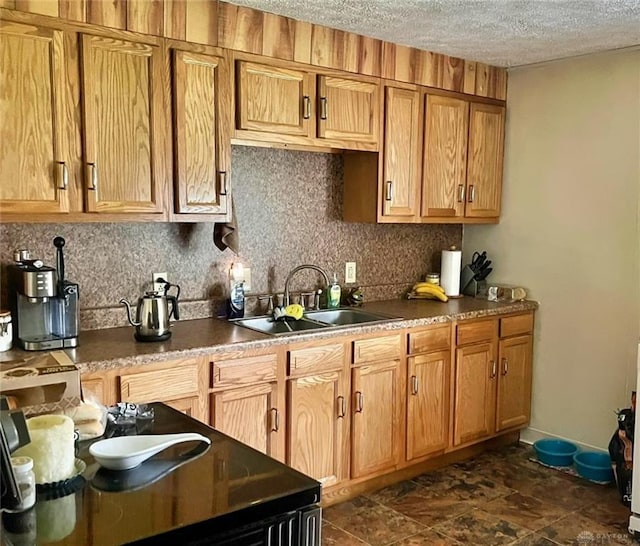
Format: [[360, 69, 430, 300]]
[[0, 147, 461, 329]]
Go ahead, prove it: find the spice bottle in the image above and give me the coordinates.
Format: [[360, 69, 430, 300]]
[[8, 457, 36, 512]]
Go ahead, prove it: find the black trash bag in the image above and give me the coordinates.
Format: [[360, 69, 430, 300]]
[[609, 392, 635, 507]]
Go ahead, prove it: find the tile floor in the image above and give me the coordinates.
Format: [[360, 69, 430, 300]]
[[323, 443, 634, 545]]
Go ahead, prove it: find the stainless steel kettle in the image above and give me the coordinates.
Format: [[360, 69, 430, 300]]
[[120, 284, 180, 342]]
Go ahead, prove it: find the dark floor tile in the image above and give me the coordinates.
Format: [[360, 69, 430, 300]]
[[367, 479, 425, 505], [322, 521, 370, 545], [538, 513, 633, 545], [483, 492, 569, 531], [412, 471, 514, 505], [380, 491, 474, 527], [432, 508, 530, 545], [579, 498, 631, 534], [517, 473, 606, 511], [323, 495, 426, 546], [389, 529, 464, 545], [511, 533, 559, 546]]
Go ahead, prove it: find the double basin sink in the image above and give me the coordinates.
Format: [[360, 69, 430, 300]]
[[231, 308, 402, 336]]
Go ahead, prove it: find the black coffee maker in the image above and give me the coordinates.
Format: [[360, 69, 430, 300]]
[[0, 396, 31, 512]]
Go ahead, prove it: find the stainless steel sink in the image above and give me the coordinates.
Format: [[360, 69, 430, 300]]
[[304, 308, 402, 326], [230, 316, 327, 336], [231, 308, 402, 336]]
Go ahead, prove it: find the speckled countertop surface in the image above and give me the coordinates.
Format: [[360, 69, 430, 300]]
[[0, 298, 538, 374]]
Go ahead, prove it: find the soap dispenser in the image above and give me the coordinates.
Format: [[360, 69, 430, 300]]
[[227, 263, 245, 319], [327, 273, 341, 309]]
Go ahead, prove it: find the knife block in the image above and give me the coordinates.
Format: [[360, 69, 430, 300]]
[[460, 265, 487, 297]]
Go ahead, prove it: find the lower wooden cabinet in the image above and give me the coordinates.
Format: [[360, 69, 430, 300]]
[[351, 359, 404, 479], [496, 335, 533, 432], [453, 340, 497, 446], [406, 349, 451, 460], [287, 370, 348, 486], [210, 382, 280, 457]]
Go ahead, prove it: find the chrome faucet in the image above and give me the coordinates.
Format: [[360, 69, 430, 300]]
[[283, 265, 330, 307]]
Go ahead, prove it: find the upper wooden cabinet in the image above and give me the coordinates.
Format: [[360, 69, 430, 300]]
[[0, 21, 73, 215], [81, 34, 165, 214], [234, 57, 380, 151], [380, 86, 421, 219], [343, 84, 505, 224], [421, 95, 469, 218], [172, 49, 231, 217], [465, 103, 505, 218]]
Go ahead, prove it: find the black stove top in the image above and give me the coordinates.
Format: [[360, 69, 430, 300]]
[[2, 403, 321, 545]]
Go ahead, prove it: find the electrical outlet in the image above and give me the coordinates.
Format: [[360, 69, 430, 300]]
[[345, 262, 356, 284], [152, 272, 168, 294]]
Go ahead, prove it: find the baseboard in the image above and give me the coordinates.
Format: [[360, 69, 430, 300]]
[[520, 426, 608, 453]]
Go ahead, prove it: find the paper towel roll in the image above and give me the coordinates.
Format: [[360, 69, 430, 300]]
[[441, 248, 462, 296], [14, 415, 75, 484]]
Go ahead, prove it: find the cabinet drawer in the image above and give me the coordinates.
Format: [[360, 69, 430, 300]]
[[288, 344, 345, 377], [353, 334, 402, 364], [211, 354, 277, 388], [120, 362, 199, 402], [456, 320, 497, 346], [408, 324, 451, 354], [500, 313, 534, 338]]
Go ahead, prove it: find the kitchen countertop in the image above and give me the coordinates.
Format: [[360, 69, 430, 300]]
[[0, 297, 538, 374], [0, 403, 321, 545]]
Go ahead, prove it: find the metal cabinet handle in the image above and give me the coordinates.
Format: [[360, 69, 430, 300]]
[[270, 408, 279, 432], [320, 97, 328, 120], [501, 357, 509, 376], [385, 180, 393, 202], [87, 162, 98, 191], [468, 184, 475, 203], [457, 184, 465, 203], [56, 161, 68, 190], [303, 95, 311, 120], [490, 360, 497, 379], [219, 171, 228, 196], [355, 391, 364, 413], [337, 395, 346, 418], [411, 375, 418, 395]]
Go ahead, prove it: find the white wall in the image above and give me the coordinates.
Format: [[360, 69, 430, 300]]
[[463, 48, 640, 450]]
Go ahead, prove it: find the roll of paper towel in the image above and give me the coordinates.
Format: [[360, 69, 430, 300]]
[[441, 247, 462, 296], [14, 414, 75, 484]]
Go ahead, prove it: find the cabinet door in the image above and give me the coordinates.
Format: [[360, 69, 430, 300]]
[[407, 350, 450, 460], [465, 103, 505, 218], [381, 87, 421, 218], [173, 51, 230, 216], [351, 360, 403, 478], [211, 382, 281, 458], [496, 335, 533, 432], [421, 95, 469, 218], [318, 75, 379, 144], [236, 61, 314, 137], [81, 34, 165, 213], [453, 341, 497, 446], [287, 370, 348, 486], [0, 22, 71, 214], [165, 396, 203, 422]]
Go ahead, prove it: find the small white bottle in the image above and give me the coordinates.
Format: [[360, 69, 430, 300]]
[[327, 273, 341, 309], [8, 457, 36, 512]]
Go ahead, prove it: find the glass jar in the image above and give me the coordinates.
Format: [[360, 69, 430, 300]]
[[8, 457, 36, 512], [425, 273, 440, 285], [0, 310, 12, 352]]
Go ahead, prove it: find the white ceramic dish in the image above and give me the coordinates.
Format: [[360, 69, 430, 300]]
[[89, 433, 211, 471]]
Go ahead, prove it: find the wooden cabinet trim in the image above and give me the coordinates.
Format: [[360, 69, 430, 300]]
[[211, 353, 278, 388], [352, 334, 402, 364], [120, 361, 200, 402], [408, 324, 451, 354], [500, 312, 534, 338]]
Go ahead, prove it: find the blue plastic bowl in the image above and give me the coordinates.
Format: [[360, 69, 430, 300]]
[[573, 451, 614, 483], [533, 439, 578, 466]]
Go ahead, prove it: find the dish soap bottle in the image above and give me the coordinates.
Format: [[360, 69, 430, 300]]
[[327, 273, 341, 309]]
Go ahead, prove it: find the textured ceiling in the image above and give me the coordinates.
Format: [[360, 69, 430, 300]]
[[229, 0, 640, 67]]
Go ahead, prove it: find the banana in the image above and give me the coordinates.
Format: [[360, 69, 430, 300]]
[[412, 283, 448, 302], [412, 282, 445, 294]]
